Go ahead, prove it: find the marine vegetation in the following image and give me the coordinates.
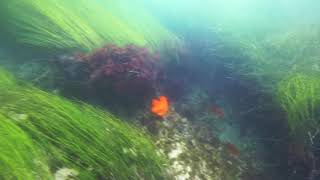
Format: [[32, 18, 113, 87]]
[[100, 0, 182, 51], [0, 0, 179, 52], [2, 0, 94, 50], [0, 68, 166, 179], [60, 44, 164, 107], [277, 73, 320, 137], [196, 25, 319, 96], [0, 114, 53, 180], [0, 67, 16, 86], [202, 25, 320, 145]]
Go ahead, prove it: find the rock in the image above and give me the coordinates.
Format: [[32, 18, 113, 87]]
[[54, 168, 79, 180]]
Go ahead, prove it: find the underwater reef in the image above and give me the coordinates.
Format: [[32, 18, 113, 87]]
[[0, 68, 166, 179], [1, 1, 320, 179]]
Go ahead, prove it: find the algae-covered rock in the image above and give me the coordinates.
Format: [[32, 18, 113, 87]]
[[153, 109, 259, 180]]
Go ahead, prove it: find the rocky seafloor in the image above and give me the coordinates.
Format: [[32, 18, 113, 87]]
[[143, 107, 264, 180]]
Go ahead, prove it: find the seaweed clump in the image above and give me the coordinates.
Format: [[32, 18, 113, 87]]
[[59, 44, 163, 108], [0, 68, 166, 179], [277, 73, 320, 137]]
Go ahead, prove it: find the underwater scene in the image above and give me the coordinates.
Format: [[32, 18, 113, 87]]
[[0, 0, 320, 179]]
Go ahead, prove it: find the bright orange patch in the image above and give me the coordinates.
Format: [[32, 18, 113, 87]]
[[151, 96, 169, 117]]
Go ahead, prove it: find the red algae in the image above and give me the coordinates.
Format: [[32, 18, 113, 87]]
[[225, 142, 240, 157], [79, 44, 163, 103], [211, 105, 225, 119]]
